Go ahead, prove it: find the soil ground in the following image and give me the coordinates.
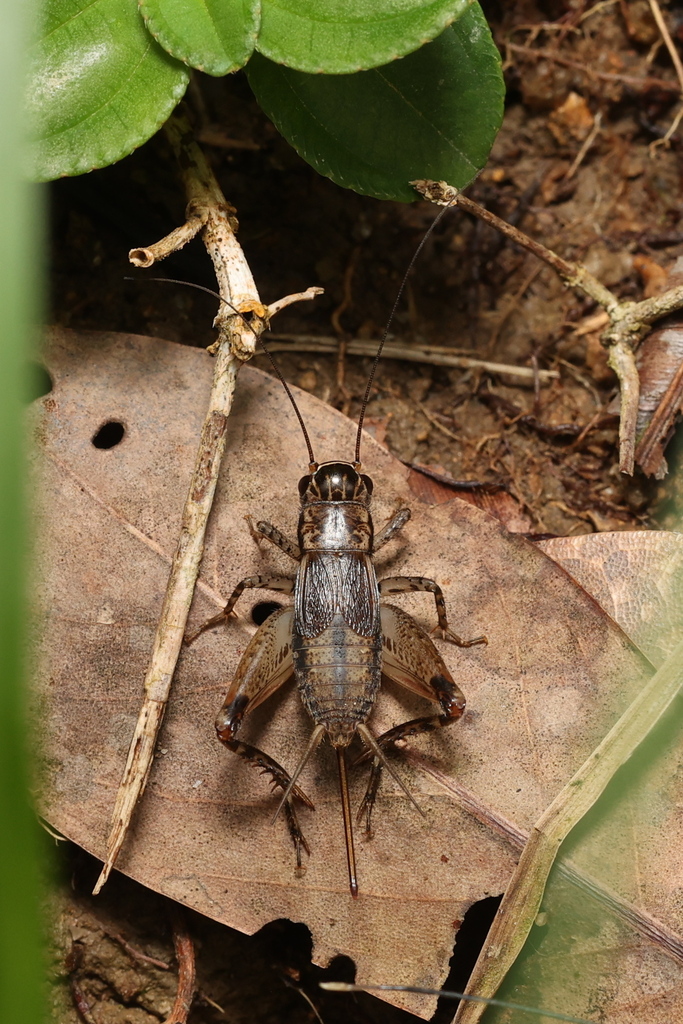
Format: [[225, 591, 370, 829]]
[[46, 2, 683, 1021]]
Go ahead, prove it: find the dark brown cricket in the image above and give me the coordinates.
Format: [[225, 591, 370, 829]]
[[188, 194, 486, 896]]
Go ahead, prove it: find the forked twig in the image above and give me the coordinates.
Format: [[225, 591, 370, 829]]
[[452, 638, 683, 1024], [413, 180, 683, 474], [93, 109, 321, 893]]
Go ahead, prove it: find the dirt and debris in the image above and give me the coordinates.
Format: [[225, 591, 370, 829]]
[[46, 2, 683, 1021], [49, 4, 683, 538]]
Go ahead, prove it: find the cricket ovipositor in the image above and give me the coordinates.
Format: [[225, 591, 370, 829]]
[[186, 207, 487, 898]]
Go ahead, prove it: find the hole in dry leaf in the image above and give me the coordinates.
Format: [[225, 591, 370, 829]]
[[251, 918, 313, 971], [26, 361, 53, 403], [91, 420, 125, 449], [252, 601, 284, 625], [431, 894, 503, 1024]]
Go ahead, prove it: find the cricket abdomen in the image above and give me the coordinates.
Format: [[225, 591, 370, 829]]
[[292, 615, 382, 746]]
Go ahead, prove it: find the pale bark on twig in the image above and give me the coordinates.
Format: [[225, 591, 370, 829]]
[[265, 333, 559, 381], [412, 180, 683, 474], [93, 109, 321, 893]]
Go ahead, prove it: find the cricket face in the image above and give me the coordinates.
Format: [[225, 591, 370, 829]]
[[298, 462, 373, 505]]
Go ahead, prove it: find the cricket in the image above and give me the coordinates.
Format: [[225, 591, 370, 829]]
[[187, 216, 487, 898]]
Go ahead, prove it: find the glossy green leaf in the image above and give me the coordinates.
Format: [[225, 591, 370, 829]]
[[256, 0, 469, 74], [28, 0, 189, 182], [140, 0, 260, 77], [246, 5, 504, 202]]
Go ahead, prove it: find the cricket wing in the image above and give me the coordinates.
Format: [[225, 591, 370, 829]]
[[295, 553, 335, 637], [339, 553, 380, 636], [296, 552, 379, 638]]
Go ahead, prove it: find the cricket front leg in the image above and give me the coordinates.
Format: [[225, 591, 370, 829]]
[[185, 574, 295, 644], [247, 516, 301, 561], [357, 603, 468, 836], [373, 507, 411, 553], [214, 606, 313, 869], [378, 575, 487, 647]]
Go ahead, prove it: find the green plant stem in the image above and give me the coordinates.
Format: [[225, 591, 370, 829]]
[[453, 637, 683, 1023], [0, 0, 46, 1021]]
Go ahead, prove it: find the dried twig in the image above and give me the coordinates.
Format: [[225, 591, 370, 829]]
[[264, 333, 559, 381], [564, 111, 602, 180], [413, 180, 683, 474], [647, 0, 683, 151], [413, 400, 460, 442], [93, 109, 321, 893], [163, 908, 196, 1024]]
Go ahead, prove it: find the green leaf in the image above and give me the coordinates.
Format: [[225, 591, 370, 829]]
[[257, 0, 469, 74], [28, 0, 189, 182], [1, 3, 47, 1023], [140, 0, 260, 77], [246, 4, 504, 202]]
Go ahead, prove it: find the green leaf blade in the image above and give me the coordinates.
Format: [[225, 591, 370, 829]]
[[140, 0, 260, 77], [247, 4, 504, 202], [28, 0, 189, 181], [256, 0, 469, 74]]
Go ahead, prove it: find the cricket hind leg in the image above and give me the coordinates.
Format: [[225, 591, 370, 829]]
[[213, 606, 312, 869], [378, 575, 487, 647], [185, 574, 295, 644], [357, 603, 468, 836]]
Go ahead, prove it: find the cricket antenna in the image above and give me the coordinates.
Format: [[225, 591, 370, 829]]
[[353, 198, 457, 466], [126, 276, 317, 467]]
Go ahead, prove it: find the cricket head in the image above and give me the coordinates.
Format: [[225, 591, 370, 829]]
[[298, 461, 373, 505]]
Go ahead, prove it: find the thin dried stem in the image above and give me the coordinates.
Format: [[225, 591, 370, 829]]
[[264, 333, 559, 381], [564, 111, 602, 180], [647, 0, 683, 152], [94, 108, 320, 893], [128, 207, 207, 266], [413, 180, 683, 475], [163, 908, 196, 1024], [648, 0, 683, 91]]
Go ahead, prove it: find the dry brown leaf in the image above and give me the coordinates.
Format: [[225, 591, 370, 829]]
[[34, 329, 683, 1019], [539, 532, 683, 667], [406, 463, 534, 534]]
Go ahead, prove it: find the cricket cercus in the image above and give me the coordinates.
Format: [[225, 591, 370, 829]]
[[188, 234, 487, 898]]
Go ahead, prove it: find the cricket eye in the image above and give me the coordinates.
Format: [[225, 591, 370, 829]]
[[298, 475, 311, 497], [361, 475, 373, 495]]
